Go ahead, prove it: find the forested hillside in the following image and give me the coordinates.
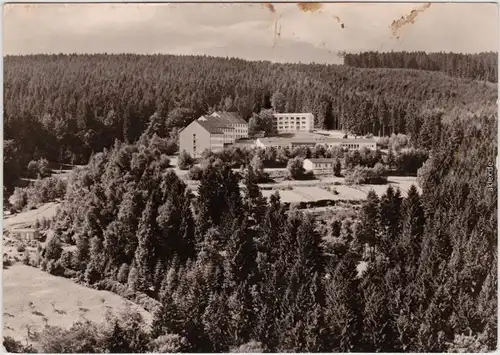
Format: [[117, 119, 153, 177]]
[[343, 51, 498, 82], [4, 54, 497, 187], [18, 110, 496, 353], [3, 52, 497, 352]]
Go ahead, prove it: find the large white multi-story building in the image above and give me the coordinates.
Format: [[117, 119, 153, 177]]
[[179, 111, 248, 158], [272, 113, 314, 134]]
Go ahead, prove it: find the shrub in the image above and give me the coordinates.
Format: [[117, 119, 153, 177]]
[[16, 244, 26, 252], [46, 259, 65, 276], [394, 148, 428, 175], [287, 157, 305, 180], [40, 258, 48, 271], [59, 249, 74, 270], [164, 138, 178, 155], [345, 164, 388, 185], [27, 158, 52, 179], [231, 340, 264, 353], [187, 166, 203, 180], [127, 267, 139, 291], [23, 251, 31, 265], [3, 336, 36, 353], [117, 263, 130, 284], [95, 279, 160, 314], [63, 269, 78, 279], [8, 187, 28, 212], [158, 155, 171, 170], [39, 320, 102, 353], [376, 136, 390, 149], [149, 334, 189, 353], [389, 133, 409, 152], [55, 178, 67, 197], [333, 159, 342, 177], [177, 150, 194, 170], [44, 236, 63, 261], [3, 257, 12, 268], [85, 262, 103, 284]]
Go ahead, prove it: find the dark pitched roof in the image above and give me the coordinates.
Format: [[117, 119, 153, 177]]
[[195, 119, 224, 134], [210, 111, 247, 125]]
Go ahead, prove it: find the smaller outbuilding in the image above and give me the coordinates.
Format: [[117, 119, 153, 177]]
[[303, 158, 337, 174], [9, 228, 40, 243]]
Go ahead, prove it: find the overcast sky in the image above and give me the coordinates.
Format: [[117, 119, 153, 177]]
[[3, 2, 498, 64]]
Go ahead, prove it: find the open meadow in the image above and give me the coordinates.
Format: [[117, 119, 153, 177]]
[[3, 202, 60, 230], [2, 263, 152, 346]]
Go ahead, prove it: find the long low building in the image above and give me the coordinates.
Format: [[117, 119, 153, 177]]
[[256, 136, 376, 150], [303, 158, 338, 174]]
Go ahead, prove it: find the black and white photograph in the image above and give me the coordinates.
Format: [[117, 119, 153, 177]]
[[2, 2, 498, 353]]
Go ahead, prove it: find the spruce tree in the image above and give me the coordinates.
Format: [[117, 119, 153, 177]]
[[399, 185, 425, 266], [359, 190, 380, 260], [134, 197, 157, 291], [324, 256, 363, 352], [378, 186, 403, 258], [202, 292, 231, 352]]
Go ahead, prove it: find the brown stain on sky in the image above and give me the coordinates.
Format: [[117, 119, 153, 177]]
[[390, 3, 431, 37], [296, 4, 345, 29], [262, 3, 276, 13], [264, 3, 344, 48], [272, 15, 283, 48], [333, 15, 345, 29], [297, 3, 323, 13]]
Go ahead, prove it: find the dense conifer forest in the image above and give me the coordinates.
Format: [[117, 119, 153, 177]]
[[3, 53, 497, 192], [3, 52, 498, 352], [343, 51, 498, 83]]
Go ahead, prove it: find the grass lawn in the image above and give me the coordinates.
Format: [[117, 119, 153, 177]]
[[3, 202, 61, 230], [2, 264, 152, 345]]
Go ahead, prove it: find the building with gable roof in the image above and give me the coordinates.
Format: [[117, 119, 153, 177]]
[[179, 111, 248, 158]]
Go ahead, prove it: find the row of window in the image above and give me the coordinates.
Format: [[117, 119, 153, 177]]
[[276, 116, 309, 121], [313, 163, 333, 168]]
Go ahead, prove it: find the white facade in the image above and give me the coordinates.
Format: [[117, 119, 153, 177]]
[[303, 159, 336, 174], [256, 137, 377, 151], [273, 113, 314, 134], [326, 140, 377, 151]]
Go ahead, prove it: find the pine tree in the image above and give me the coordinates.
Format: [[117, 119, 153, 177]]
[[89, 234, 105, 275], [399, 185, 425, 266], [227, 282, 254, 347], [242, 168, 267, 227], [178, 191, 196, 262], [378, 186, 403, 259], [271, 91, 286, 113], [324, 256, 363, 352], [122, 109, 133, 144], [202, 292, 231, 352], [224, 218, 257, 290], [134, 197, 157, 291], [106, 321, 131, 353], [361, 265, 399, 352], [151, 292, 184, 338]]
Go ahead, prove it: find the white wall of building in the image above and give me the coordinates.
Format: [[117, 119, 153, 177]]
[[273, 113, 314, 134]]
